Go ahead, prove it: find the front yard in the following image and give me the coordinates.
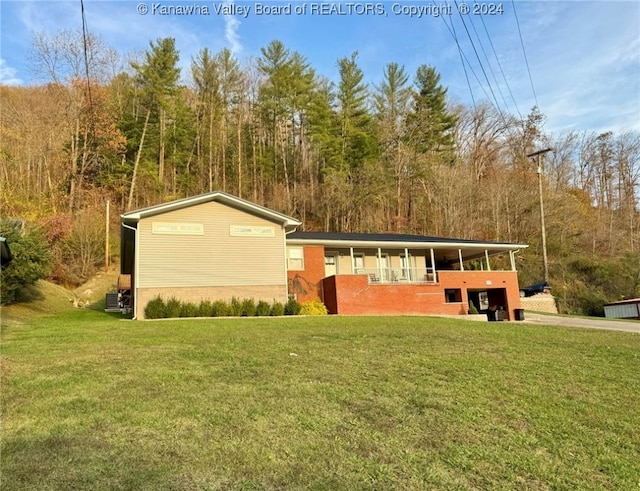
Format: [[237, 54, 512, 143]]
[[1, 310, 639, 489]]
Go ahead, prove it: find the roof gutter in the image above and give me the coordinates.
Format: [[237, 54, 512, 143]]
[[121, 222, 139, 320], [285, 238, 528, 251]]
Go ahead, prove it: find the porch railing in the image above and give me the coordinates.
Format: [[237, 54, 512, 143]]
[[357, 268, 437, 284]]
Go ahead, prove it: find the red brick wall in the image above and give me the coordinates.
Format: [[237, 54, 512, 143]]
[[287, 245, 325, 302], [438, 270, 522, 320], [322, 270, 522, 319], [323, 275, 463, 316], [289, 245, 523, 319]]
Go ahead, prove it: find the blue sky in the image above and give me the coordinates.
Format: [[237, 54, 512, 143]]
[[1, 0, 638, 134]]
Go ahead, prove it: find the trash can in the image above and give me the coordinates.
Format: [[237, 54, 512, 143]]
[[514, 308, 525, 321]]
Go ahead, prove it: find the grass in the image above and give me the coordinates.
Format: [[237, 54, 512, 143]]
[[1, 311, 639, 490], [0, 281, 77, 325]]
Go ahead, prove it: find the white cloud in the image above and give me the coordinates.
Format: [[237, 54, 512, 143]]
[[223, 0, 242, 54], [0, 59, 23, 85]]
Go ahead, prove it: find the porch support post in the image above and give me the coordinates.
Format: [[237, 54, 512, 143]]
[[350, 247, 354, 274], [510, 251, 516, 271], [430, 248, 437, 283], [485, 250, 491, 271], [458, 249, 464, 271], [378, 247, 383, 281], [404, 247, 410, 281]]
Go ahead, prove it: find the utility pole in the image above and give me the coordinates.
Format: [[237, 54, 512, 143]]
[[105, 200, 110, 272], [527, 148, 553, 283]]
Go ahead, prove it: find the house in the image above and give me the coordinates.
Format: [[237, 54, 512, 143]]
[[286, 231, 526, 319], [604, 299, 640, 320], [119, 191, 300, 319], [119, 191, 528, 320]]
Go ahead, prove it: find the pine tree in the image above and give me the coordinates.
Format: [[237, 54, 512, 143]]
[[374, 62, 412, 229], [335, 52, 376, 174], [130, 38, 181, 188], [257, 40, 315, 205], [405, 65, 456, 156]]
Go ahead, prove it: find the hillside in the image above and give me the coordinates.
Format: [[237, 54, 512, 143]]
[[1, 268, 119, 326]]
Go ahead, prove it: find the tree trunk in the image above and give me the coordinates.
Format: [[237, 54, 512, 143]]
[[237, 104, 243, 198], [127, 108, 151, 210], [159, 106, 166, 184], [209, 103, 215, 192]]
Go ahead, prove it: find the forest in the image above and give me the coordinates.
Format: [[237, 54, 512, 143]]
[[1, 30, 639, 315]]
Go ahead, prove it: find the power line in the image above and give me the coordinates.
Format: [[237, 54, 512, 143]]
[[512, 0, 539, 108], [477, 8, 523, 119], [80, 0, 95, 132], [453, 0, 510, 126], [447, 5, 476, 110], [434, 2, 490, 109], [467, 9, 509, 112]]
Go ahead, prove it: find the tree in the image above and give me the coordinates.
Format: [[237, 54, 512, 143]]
[[192, 47, 221, 192], [30, 29, 120, 211], [215, 48, 243, 193], [405, 65, 457, 156], [257, 40, 316, 206], [395, 65, 457, 229], [335, 51, 376, 174], [0, 222, 52, 305], [374, 62, 412, 229], [130, 38, 181, 198]]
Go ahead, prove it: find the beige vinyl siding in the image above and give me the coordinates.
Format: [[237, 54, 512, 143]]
[[137, 201, 286, 288], [338, 254, 352, 273]]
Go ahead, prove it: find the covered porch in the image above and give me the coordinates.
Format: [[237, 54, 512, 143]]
[[321, 244, 520, 285], [286, 231, 527, 319]]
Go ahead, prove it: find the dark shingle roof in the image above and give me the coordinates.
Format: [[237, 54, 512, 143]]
[[287, 231, 523, 247]]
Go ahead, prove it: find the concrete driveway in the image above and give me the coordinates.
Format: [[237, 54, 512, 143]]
[[522, 312, 640, 334]]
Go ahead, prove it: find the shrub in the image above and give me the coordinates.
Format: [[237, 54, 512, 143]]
[[299, 300, 328, 315], [198, 300, 213, 317], [242, 298, 257, 317], [211, 300, 229, 317], [229, 297, 243, 317], [256, 300, 271, 317], [284, 297, 301, 315], [271, 301, 285, 316], [0, 221, 52, 305], [166, 297, 182, 318], [144, 296, 167, 319], [180, 301, 199, 318], [468, 301, 479, 315]]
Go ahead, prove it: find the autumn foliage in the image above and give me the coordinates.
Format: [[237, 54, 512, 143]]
[[1, 32, 639, 313]]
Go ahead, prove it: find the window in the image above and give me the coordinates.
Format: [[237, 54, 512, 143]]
[[444, 288, 462, 303], [352, 253, 365, 274], [287, 247, 304, 270], [324, 253, 338, 276]]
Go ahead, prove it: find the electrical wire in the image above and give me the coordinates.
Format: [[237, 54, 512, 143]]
[[448, 7, 476, 111], [453, 0, 509, 126], [477, 7, 523, 119], [512, 0, 539, 108], [80, 0, 96, 132], [467, 4, 514, 118]]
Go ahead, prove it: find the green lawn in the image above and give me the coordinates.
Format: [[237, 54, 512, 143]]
[[1, 311, 639, 490]]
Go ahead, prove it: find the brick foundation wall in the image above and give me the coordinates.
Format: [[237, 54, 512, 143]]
[[322, 275, 462, 315], [136, 285, 287, 319], [322, 270, 522, 319]]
